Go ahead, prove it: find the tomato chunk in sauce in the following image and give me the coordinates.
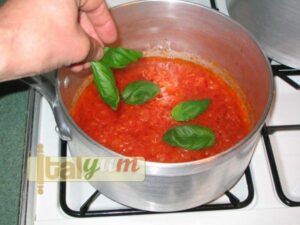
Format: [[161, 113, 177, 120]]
[[72, 57, 251, 163]]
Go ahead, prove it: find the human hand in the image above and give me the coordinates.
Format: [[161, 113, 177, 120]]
[[0, 0, 117, 81]]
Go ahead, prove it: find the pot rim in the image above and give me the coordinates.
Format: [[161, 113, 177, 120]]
[[57, 0, 274, 171]]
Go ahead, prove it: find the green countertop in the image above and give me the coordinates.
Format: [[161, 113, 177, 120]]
[[0, 80, 29, 225], [0, 0, 30, 223]]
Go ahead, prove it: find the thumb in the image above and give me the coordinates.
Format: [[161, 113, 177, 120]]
[[68, 34, 104, 72], [82, 34, 104, 62]]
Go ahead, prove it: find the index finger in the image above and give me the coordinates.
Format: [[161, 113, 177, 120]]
[[80, 0, 117, 44]]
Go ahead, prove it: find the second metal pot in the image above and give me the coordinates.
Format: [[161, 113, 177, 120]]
[[227, 0, 300, 69]]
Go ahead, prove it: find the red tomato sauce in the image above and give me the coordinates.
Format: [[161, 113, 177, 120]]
[[72, 57, 251, 163]]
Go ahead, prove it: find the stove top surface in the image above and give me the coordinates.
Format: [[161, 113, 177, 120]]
[[20, 1, 300, 224]]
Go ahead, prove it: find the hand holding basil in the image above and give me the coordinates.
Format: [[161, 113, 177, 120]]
[[91, 47, 143, 110]]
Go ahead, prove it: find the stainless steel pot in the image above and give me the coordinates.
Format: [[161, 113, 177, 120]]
[[227, 0, 300, 69], [24, 0, 273, 212]]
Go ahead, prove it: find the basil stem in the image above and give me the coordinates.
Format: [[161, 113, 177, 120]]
[[171, 99, 211, 122], [121, 80, 160, 105], [163, 124, 215, 150], [91, 61, 120, 111]]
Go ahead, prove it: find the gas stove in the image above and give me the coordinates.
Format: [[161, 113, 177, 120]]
[[19, 0, 300, 224]]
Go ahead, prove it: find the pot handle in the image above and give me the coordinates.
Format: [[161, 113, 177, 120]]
[[21, 72, 72, 141]]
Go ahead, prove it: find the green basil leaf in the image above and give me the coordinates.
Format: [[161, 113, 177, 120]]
[[100, 47, 143, 69], [163, 125, 215, 150], [171, 99, 211, 121], [121, 81, 160, 105], [91, 61, 120, 110]]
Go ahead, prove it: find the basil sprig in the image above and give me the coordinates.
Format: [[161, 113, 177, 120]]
[[91, 49, 217, 152], [91, 47, 143, 110], [163, 125, 215, 151], [100, 47, 143, 69], [171, 99, 210, 121], [122, 81, 160, 105], [91, 62, 119, 110]]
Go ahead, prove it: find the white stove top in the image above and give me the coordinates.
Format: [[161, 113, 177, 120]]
[[22, 1, 300, 224]]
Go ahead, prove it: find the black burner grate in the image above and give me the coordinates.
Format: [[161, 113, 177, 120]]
[[262, 125, 300, 207], [59, 140, 254, 217], [210, 0, 219, 11], [271, 61, 300, 90], [260, 62, 300, 206]]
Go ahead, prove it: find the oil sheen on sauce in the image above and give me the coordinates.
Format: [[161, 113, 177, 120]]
[[72, 57, 251, 163]]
